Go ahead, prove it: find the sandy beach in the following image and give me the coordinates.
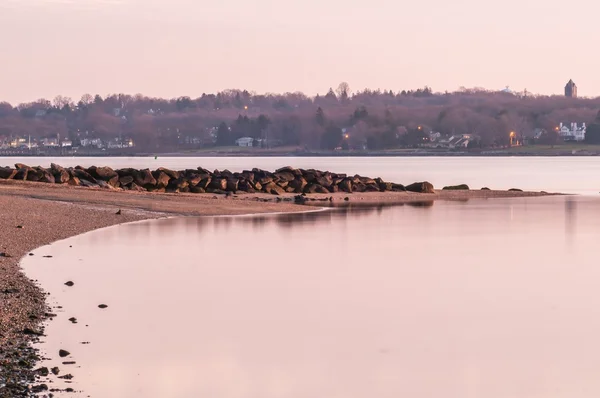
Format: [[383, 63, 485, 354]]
[[0, 179, 554, 396]]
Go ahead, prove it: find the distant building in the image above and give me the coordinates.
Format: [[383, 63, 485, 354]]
[[235, 137, 254, 147], [80, 138, 104, 148], [565, 79, 578, 98], [558, 122, 586, 141], [61, 140, 72, 147], [42, 138, 59, 147]]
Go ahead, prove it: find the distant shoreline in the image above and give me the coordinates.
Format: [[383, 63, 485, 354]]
[[1, 150, 599, 158]]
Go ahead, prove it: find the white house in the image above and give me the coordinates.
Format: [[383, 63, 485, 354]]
[[80, 138, 104, 148], [235, 137, 254, 147], [42, 138, 59, 147], [558, 122, 586, 141], [61, 140, 73, 147]]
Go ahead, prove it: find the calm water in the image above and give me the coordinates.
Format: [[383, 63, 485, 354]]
[[23, 196, 600, 398], [2, 156, 600, 194]]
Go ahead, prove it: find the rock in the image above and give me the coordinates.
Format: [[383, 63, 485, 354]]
[[339, 179, 353, 193], [51, 367, 60, 375], [304, 183, 329, 194], [68, 317, 77, 324], [156, 167, 180, 180], [288, 177, 308, 193], [31, 384, 48, 393], [58, 349, 70, 358], [135, 169, 157, 188], [226, 179, 239, 192], [378, 182, 394, 191], [154, 172, 171, 189], [34, 367, 50, 377], [442, 184, 469, 190], [263, 182, 286, 195], [64, 281, 74, 286], [50, 163, 70, 183], [22, 328, 44, 336], [98, 304, 108, 309], [273, 171, 295, 182], [13, 166, 30, 180], [58, 374, 74, 380], [67, 177, 81, 186], [89, 166, 118, 182], [0, 166, 17, 179], [391, 183, 406, 192], [209, 178, 227, 191], [405, 181, 435, 194], [190, 186, 206, 193], [365, 183, 380, 192], [71, 168, 97, 183], [353, 182, 367, 192], [187, 174, 203, 187], [481, 187, 491, 190], [508, 188, 523, 192], [79, 179, 98, 188], [119, 175, 134, 186], [196, 177, 211, 189]]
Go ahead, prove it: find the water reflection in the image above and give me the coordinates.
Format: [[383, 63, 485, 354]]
[[23, 196, 600, 398]]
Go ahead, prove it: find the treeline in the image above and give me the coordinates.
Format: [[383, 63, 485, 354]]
[[1, 83, 600, 151]]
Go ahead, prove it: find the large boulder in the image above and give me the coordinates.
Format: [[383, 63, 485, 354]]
[[51, 164, 70, 184], [71, 168, 97, 183], [13, 166, 31, 180], [154, 172, 171, 189], [339, 179, 353, 193], [89, 166, 118, 183], [119, 175, 134, 186], [226, 179, 239, 192], [288, 177, 307, 193], [273, 171, 295, 183], [304, 183, 329, 194], [442, 184, 469, 190], [0, 167, 16, 180], [26, 168, 45, 182], [156, 167, 180, 180], [209, 178, 227, 191], [264, 182, 286, 195], [36, 168, 55, 184], [135, 169, 157, 188], [405, 181, 435, 194]]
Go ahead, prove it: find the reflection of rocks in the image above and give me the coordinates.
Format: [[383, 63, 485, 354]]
[[210, 201, 436, 230], [0, 163, 436, 196]]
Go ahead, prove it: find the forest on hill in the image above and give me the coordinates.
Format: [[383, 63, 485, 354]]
[[2, 84, 600, 151]]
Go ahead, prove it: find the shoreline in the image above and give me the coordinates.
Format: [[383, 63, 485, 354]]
[[0, 181, 558, 396]]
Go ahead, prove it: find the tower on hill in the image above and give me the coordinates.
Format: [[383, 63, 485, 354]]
[[565, 79, 578, 98]]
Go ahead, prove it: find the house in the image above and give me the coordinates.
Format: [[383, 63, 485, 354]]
[[436, 134, 472, 149], [61, 140, 73, 147], [558, 122, 586, 141], [80, 138, 104, 148], [235, 137, 254, 147], [42, 138, 59, 147]]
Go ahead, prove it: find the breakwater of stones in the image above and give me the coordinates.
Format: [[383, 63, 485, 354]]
[[0, 164, 436, 195]]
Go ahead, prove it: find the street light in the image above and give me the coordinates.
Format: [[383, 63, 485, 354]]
[[344, 134, 349, 139]]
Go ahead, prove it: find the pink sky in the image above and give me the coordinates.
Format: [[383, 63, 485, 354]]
[[1, 0, 598, 104]]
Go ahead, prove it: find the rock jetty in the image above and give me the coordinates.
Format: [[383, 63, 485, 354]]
[[0, 163, 436, 195]]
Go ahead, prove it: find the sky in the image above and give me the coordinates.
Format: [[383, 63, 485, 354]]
[[1, 0, 598, 104]]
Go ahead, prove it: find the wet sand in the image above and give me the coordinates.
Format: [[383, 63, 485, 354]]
[[0, 179, 555, 396]]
